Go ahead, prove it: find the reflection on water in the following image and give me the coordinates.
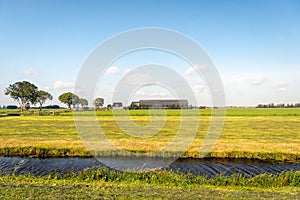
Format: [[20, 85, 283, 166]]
[[0, 156, 299, 177]]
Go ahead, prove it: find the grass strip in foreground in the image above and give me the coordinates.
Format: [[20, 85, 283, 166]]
[[0, 169, 300, 199]]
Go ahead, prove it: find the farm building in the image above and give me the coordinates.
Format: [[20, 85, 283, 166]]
[[138, 99, 188, 109], [130, 101, 140, 108]]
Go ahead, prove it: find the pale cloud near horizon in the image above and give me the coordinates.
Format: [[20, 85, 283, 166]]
[[185, 65, 207, 75], [148, 92, 168, 97], [53, 80, 75, 89], [135, 90, 168, 98], [250, 74, 266, 86], [122, 73, 153, 85], [37, 85, 50, 91], [106, 66, 119, 74], [192, 84, 205, 94], [185, 67, 195, 75], [273, 82, 288, 92], [125, 68, 133, 74], [22, 68, 39, 77]]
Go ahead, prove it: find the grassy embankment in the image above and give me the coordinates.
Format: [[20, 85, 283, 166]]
[[0, 108, 299, 162], [0, 168, 300, 199]]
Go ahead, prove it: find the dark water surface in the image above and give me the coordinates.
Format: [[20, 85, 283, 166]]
[[0, 157, 299, 177]]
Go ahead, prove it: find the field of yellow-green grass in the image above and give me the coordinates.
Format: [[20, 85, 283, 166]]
[[0, 108, 299, 162]]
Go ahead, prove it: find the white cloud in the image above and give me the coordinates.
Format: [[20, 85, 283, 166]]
[[273, 82, 288, 92], [125, 68, 133, 74], [278, 87, 287, 92], [22, 68, 39, 77], [135, 90, 147, 96], [149, 92, 168, 97], [106, 66, 119, 74], [185, 65, 207, 75], [53, 80, 75, 89], [185, 67, 195, 75], [251, 74, 265, 86], [122, 73, 153, 85], [38, 85, 50, 91], [193, 84, 205, 94], [135, 90, 168, 98]]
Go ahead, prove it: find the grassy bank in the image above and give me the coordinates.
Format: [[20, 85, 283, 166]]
[[1, 107, 300, 116], [0, 169, 300, 199], [63, 107, 300, 116], [0, 108, 299, 162]]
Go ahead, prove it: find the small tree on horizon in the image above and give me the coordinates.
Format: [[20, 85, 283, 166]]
[[93, 98, 104, 110], [58, 92, 79, 110], [36, 90, 53, 111], [79, 98, 88, 109]]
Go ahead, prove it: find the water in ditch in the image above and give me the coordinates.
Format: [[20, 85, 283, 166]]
[[0, 156, 299, 177]]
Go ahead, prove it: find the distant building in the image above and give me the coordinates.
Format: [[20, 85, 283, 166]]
[[112, 102, 123, 110], [138, 99, 188, 109], [130, 101, 140, 108]]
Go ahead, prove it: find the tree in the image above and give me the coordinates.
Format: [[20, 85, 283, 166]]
[[79, 98, 88, 108], [4, 81, 38, 114], [72, 95, 80, 109], [107, 104, 112, 110], [58, 92, 79, 110], [93, 98, 104, 110], [36, 90, 53, 111]]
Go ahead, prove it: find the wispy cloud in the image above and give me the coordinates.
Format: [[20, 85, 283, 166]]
[[273, 82, 288, 92], [193, 84, 205, 94], [125, 68, 133, 74], [135, 90, 168, 98], [106, 66, 119, 74], [251, 74, 265, 86], [123, 73, 153, 85], [185, 64, 207, 75], [38, 85, 50, 91], [149, 92, 168, 97], [53, 80, 75, 89], [22, 68, 39, 77], [185, 67, 195, 75]]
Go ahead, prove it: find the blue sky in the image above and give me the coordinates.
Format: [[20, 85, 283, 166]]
[[0, 0, 300, 107]]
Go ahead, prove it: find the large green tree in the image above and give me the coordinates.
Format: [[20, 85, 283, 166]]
[[79, 98, 88, 108], [36, 90, 53, 111], [58, 92, 79, 110], [93, 97, 104, 110], [4, 81, 38, 114]]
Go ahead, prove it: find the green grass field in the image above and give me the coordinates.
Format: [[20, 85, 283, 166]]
[[0, 108, 300, 199], [0, 169, 300, 199], [0, 108, 299, 161], [2, 107, 300, 116]]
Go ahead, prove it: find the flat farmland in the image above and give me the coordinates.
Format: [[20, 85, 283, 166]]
[[0, 108, 299, 162]]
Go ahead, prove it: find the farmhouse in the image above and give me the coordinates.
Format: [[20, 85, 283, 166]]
[[130, 101, 140, 108]]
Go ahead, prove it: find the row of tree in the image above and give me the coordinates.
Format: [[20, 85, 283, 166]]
[[5, 81, 53, 114], [256, 103, 300, 108], [57, 92, 104, 110], [4, 81, 105, 114]]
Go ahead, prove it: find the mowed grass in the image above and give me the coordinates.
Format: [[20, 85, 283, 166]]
[[0, 169, 300, 199], [0, 108, 299, 161], [69, 107, 300, 116]]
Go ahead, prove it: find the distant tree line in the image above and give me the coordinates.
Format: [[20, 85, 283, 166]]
[[257, 103, 300, 108], [0, 105, 61, 109], [3, 80, 107, 114]]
